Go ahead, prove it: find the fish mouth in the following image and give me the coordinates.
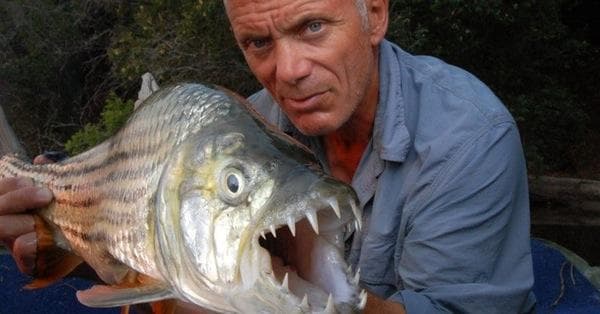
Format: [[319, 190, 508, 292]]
[[249, 185, 367, 313]]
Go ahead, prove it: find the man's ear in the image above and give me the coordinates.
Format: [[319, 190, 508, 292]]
[[367, 0, 389, 46]]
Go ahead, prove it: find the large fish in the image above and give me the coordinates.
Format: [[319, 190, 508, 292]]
[[0, 83, 366, 313]]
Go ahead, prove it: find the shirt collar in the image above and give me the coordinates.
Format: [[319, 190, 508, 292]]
[[372, 40, 411, 163]]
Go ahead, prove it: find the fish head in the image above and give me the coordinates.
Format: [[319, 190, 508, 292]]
[[155, 92, 365, 313]]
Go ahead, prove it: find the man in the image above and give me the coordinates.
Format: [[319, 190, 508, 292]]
[[0, 0, 535, 312]]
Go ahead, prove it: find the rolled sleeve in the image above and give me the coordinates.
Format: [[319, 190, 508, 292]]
[[393, 122, 534, 313]]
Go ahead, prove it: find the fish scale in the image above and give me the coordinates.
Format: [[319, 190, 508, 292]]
[[0, 83, 365, 313]]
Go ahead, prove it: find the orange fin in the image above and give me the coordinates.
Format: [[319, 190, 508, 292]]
[[120, 305, 130, 314], [150, 299, 178, 314], [26, 215, 83, 289]]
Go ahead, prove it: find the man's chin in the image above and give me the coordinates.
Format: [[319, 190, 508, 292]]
[[288, 114, 343, 137], [294, 123, 338, 137]]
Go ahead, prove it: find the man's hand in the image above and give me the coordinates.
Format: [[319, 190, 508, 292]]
[[0, 154, 55, 274], [364, 291, 407, 314]]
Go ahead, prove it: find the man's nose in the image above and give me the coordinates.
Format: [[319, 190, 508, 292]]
[[274, 41, 311, 85]]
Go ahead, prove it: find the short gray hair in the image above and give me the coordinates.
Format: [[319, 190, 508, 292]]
[[354, 0, 369, 29], [223, 0, 369, 29]]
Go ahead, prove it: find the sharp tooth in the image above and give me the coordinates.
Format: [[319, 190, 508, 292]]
[[350, 201, 362, 230], [327, 197, 341, 219], [306, 210, 319, 235], [359, 289, 368, 309], [354, 220, 360, 232], [347, 265, 353, 273], [260, 231, 267, 240], [353, 267, 361, 285], [269, 224, 277, 238], [324, 294, 336, 313], [287, 217, 296, 237], [301, 294, 309, 308], [282, 272, 289, 291]]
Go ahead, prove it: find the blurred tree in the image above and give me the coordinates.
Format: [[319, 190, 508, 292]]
[[388, 0, 600, 176], [109, 0, 259, 96], [0, 0, 124, 154]]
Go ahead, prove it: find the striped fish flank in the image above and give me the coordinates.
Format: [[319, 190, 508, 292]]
[[0, 84, 239, 283]]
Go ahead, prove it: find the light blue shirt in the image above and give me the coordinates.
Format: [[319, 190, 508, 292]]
[[248, 40, 536, 313]]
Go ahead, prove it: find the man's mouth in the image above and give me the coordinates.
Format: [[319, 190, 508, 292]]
[[281, 91, 327, 113]]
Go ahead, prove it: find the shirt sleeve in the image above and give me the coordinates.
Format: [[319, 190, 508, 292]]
[[389, 122, 535, 313]]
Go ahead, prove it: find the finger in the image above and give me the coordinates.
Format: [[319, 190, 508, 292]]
[[0, 214, 35, 239], [12, 231, 37, 275], [0, 186, 53, 215], [0, 177, 34, 195], [33, 155, 55, 165]]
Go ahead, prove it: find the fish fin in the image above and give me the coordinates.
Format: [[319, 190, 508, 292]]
[[26, 215, 83, 289], [76, 274, 173, 308], [134, 72, 160, 109], [120, 305, 130, 314], [150, 299, 178, 314], [0, 103, 27, 157], [89, 259, 131, 285]]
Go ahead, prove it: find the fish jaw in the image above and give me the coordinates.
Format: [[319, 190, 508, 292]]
[[171, 168, 365, 313], [230, 175, 366, 313]]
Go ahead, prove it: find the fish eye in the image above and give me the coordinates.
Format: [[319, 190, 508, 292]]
[[219, 167, 246, 205], [227, 173, 240, 193]]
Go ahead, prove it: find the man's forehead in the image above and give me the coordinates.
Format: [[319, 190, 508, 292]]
[[225, 0, 345, 26], [225, 0, 342, 16]]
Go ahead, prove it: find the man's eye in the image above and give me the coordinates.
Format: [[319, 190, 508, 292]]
[[307, 21, 322, 33], [250, 38, 268, 49]]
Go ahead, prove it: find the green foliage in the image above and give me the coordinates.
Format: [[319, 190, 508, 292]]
[[64, 93, 133, 155], [0, 0, 122, 154]]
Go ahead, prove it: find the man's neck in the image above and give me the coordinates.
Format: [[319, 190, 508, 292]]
[[323, 87, 378, 184], [323, 129, 370, 184]]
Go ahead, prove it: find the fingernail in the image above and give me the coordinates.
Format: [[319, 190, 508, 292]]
[[22, 232, 37, 247], [18, 233, 37, 275], [35, 188, 53, 201]]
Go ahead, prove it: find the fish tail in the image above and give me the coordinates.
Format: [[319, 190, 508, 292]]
[[0, 104, 27, 157], [25, 215, 83, 289]]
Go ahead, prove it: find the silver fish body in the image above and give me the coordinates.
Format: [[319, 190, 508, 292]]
[[0, 83, 365, 313]]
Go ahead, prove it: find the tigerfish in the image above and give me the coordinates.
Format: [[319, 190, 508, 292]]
[[0, 83, 367, 313]]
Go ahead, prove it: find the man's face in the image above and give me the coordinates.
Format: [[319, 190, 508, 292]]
[[226, 0, 382, 136]]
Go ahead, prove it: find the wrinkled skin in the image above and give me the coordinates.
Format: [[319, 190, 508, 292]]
[[226, 0, 383, 138]]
